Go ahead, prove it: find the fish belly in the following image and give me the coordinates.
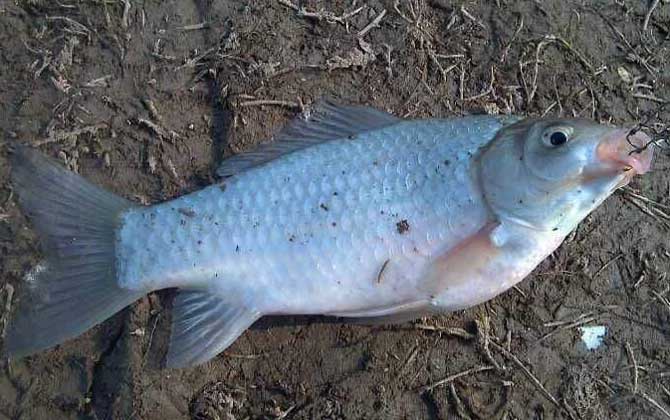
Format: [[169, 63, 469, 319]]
[[116, 117, 506, 315]]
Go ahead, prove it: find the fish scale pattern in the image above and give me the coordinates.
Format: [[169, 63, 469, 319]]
[[116, 117, 506, 314]]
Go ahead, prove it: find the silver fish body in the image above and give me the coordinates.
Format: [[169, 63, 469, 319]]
[[119, 117, 502, 314], [6, 102, 653, 367]]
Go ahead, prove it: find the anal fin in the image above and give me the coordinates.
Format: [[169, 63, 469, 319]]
[[166, 290, 260, 368], [347, 309, 433, 326], [329, 300, 432, 325]]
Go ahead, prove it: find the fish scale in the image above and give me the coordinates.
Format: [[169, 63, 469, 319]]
[[117, 118, 502, 314]]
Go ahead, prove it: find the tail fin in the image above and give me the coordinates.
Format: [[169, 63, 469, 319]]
[[5, 145, 143, 358]]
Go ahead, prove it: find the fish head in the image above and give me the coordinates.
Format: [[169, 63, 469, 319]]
[[479, 118, 654, 233]]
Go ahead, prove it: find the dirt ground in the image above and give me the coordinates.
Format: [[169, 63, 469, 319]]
[[0, 0, 669, 419]]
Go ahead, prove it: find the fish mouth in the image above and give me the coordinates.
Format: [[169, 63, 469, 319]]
[[586, 128, 655, 186]]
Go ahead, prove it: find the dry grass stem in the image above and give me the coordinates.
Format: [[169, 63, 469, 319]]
[[449, 382, 472, 420], [0, 284, 14, 339], [84, 75, 112, 88], [594, 10, 659, 76], [278, 0, 364, 25], [142, 98, 163, 123], [500, 17, 524, 63], [137, 118, 180, 142], [489, 341, 577, 420], [540, 314, 597, 342], [420, 365, 494, 392], [376, 259, 390, 284], [120, 0, 131, 29], [397, 344, 419, 376], [543, 312, 595, 328], [46, 16, 91, 35], [33, 123, 108, 147], [633, 93, 669, 104], [593, 254, 624, 278], [623, 188, 670, 211], [460, 6, 486, 30], [180, 22, 208, 31], [414, 324, 475, 339], [358, 9, 387, 37], [622, 192, 670, 227], [512, 285, 527, 298], [545, 34, 594, 72], [643, 0, 662, 32], [651, 290, 670, 314], [625, 342, 639, 394], [142, 312, 161, 367], [520, 39, 551, 105], [465, 67, 495, 102], [476, 315, 502, 370], [239, 99, 301, 109], [603, 378, 670, 419]]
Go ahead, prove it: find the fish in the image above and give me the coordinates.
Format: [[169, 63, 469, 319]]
[[5, 101, 654, 368]]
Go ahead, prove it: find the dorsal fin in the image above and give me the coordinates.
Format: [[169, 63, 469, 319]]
[[216, 100, 401, 177]]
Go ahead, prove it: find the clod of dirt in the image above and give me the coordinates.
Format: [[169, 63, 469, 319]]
[[190, 382, 245, 420], [561, 365, 606, 420], [396, 219, 410, 234], [326, 39, 376, 71]]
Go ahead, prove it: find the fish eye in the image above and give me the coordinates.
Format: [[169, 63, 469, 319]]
[[550, 131, 568, 146], [542, 127, 573, 148]]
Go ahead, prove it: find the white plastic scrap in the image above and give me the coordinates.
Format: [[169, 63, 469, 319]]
[[579, 325, 607, 350]]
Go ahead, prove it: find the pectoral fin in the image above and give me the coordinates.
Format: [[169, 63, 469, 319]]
[[421, 223, 501, 309]]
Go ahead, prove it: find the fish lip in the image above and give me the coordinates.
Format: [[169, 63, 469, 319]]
[[595, 128, 655, 176]]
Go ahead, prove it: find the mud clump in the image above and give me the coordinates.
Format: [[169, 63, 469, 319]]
[[190, 383, 245, 420]]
